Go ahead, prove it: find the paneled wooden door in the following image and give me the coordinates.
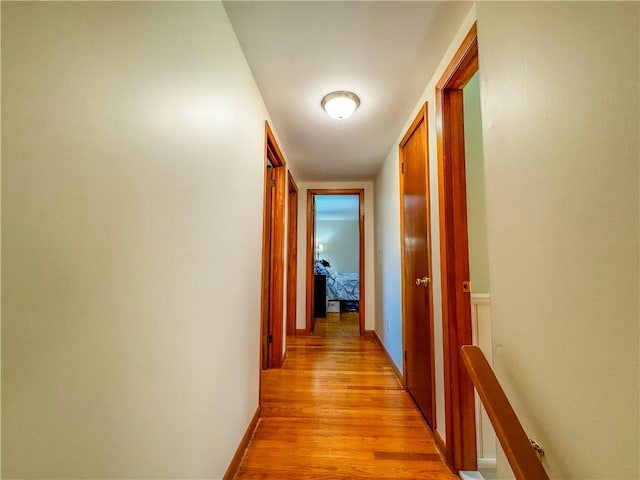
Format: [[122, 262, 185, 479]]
[[399, 104, 435, 428], [260, 164, 274, 369], [260, 122, 286, 370]]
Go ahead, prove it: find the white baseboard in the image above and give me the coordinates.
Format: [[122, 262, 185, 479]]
[[478, 457, 496, 470], [461, 457, 497, 480], [460, 471, 485, 480]]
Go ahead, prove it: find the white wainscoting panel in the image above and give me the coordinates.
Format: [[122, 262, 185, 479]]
[[471, 294, 497, 467]]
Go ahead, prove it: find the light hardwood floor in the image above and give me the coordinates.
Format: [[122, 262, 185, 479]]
[[234, 314, 457, 479], [312, 311, 360, 336]]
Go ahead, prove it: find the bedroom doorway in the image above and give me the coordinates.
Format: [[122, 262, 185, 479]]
[[305, 189, 364, 336]]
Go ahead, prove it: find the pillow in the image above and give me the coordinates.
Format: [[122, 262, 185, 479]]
[[315, 262, 329, 276]]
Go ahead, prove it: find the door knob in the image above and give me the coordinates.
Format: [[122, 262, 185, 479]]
[[415, 277, 430, 287]]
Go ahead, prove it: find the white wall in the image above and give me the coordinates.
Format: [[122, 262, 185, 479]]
[[374, 5, 477, 438], [1, 2, 278, 478], [316, 220, 360, 273], [476, 3, 639, 479], [296, 182, 375, 330], [373, 155, 404, 369]]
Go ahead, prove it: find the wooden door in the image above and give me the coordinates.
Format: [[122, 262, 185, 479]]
[[400, 104, 435, 428], [261, 165, 274, 369], [260, 122, 286, 370], [286, 172, 298, 336]]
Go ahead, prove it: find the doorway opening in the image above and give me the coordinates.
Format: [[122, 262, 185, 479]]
[[463, 71, 496, 475], [436, 23, 485, 473], [305, 190, 365, 336]]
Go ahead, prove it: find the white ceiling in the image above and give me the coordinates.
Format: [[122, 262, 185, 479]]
[[223, 1, 472, 182]]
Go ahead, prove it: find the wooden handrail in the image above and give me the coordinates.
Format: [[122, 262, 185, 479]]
[[460, 345, 550, 480]]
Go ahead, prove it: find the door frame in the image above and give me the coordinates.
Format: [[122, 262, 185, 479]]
[[305, 189, 365, 335], [399, 103, 436, 427], [436, 23, 479, 472], [260, 122, 286, 369], [286, 172, 299, 336]]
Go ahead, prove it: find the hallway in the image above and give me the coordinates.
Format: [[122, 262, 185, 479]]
[[234, 330, 457, 479]]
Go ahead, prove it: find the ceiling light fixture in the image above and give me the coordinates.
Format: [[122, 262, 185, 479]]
[[321, 91, 361, 120]]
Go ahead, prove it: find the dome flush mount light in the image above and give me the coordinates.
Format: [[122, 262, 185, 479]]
[[321, 90, 361, 120]]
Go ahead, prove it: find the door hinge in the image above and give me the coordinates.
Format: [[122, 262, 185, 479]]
[[270, 179, 276, 187], [404, 350, 407, 364], [401, 162, 405, 174], [267, 334, 273, 344]]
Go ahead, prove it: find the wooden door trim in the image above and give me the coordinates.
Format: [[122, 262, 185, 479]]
[[435, 23, 478, 472], [398, 103, 436, 428], [305, 189, 365, 335], [286, 172, 298, 336], [304, 191, 315, 334], [261, 122, 286, 369]]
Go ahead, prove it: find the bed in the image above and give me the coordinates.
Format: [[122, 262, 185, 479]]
[[314, 260, 359, 301]]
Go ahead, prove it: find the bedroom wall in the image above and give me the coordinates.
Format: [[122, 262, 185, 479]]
[[476, 3, 639, 478], [315, 220, 360, 273], [296, 181, 375, 331], [2, 2, 279, 478]]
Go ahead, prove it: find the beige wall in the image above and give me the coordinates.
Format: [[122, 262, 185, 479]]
[[476, 2, 639, 478], [2, 2, 276, 478], [297, 182, 375, 330]]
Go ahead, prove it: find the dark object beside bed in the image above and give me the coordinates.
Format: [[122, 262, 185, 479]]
[[341, 300, 359, 313], [314, 274, 327, 318]]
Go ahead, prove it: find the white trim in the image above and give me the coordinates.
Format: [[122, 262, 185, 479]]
[[478, 457, 497, 470], [470, 293, 491, 304], [471, 294, 496, 464], [460, 471, 485, 480]]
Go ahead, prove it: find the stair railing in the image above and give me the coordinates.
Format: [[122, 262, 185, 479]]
[[460, 345, 550, 480]]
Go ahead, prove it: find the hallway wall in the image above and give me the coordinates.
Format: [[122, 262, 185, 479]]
[[376, 2, 639, 479], [296, 182, 375, 331], [2, 2, 279, 478], [477, 3, 639, 478]]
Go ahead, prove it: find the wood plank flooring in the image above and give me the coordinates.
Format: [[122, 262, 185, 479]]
[[312, 312, 360, 337], [234, 315, 457, 479]]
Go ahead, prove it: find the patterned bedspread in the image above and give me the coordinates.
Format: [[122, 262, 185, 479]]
[[315, 261, 359, 301]]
